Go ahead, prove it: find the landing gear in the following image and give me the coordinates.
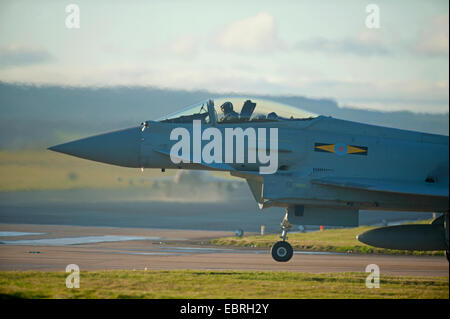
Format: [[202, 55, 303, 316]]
[[446, 250, 449, 262], [271, 212, 294, 262], [271, 241, 293, 262]]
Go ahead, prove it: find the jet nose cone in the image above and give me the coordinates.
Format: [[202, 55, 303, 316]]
[[48, 126, 141, 168]]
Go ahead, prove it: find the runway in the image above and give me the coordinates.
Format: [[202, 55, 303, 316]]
[[0, 224, 448, 277]]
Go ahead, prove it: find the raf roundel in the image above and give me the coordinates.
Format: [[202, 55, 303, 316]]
[[334, 143, 348, 156]]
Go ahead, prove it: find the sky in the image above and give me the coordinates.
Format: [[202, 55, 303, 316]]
[[0, 0, 448, 113]]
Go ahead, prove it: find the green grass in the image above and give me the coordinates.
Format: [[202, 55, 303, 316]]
[[210, 221, 445, 256], [0, 270, 448, 299], [0, 150, 233, 191], [0, 150, 164, 191]]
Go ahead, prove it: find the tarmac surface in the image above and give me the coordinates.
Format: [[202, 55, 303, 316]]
[[0, 224, 448, 276]]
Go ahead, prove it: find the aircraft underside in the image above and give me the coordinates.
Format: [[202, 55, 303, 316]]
[[241, 174, 449, 262]]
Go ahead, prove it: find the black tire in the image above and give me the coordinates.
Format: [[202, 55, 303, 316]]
[[271, 241, 293, 262]]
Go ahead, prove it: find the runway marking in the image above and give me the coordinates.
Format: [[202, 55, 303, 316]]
[[118, 252, 186, 256], [0, 231, 46, 237], [0, 235, 161, 246], [108, 246, 345, 256], [294, 251, 344, 255]]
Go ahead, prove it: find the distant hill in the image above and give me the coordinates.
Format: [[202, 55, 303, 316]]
[[0, 82, 448, 150]]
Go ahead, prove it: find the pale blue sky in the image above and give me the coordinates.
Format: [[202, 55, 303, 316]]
[[0, 0, 448, 113]]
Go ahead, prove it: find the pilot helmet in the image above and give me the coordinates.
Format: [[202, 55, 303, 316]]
[[244, 99, 256, 108], [220, 102, 233, 114], [267, 112, 278, 120]]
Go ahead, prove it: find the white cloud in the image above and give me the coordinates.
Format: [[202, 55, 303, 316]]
[[415, 14, 449, 56], [294, 30, 391, 56], [143, 35, 199, 60], [214, 13, 284, 53], [0, 45, 54, 68], [169, 36, 198, 58], [1, 62, 447, 114]]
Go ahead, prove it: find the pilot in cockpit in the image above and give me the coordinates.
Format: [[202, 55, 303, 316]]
[[267, 112, 278, 120], [220, 101, 239, 122]]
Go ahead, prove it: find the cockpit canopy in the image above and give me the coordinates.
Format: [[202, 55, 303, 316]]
[[157, 97, 318, 124]]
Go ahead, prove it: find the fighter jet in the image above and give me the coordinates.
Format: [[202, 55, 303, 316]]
[[49, 97, 449, 262]]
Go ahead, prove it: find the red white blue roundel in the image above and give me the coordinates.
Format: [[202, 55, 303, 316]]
[[334, 143, 348, 156]]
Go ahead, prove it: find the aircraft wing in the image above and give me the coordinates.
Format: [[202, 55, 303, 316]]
[[311, 177, 449, 198]]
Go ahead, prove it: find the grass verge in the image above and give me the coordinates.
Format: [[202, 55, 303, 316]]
[[0, 270, 448, 299], [210, 221, 445, 256], [0, 150, 235, 191]]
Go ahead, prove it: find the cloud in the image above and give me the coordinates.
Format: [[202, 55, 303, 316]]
[[294, 30, 391, 56], [143, 35, 199, 60], [214, 13, 284, 53], [0, 45, 54, 68], [414, 14, 449, 57], [169, 36, 198, 58], [2, 61, 447, 113]]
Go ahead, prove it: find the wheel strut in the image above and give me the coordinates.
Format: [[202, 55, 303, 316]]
[[280, 211, 292, 241]]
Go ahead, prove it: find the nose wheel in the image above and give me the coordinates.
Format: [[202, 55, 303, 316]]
[[271, 211, 294, 262], [271, 241, 293, 262]]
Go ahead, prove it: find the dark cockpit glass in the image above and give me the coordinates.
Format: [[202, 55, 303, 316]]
[[214, 98, 317, 123], [156, 98, 317, 124]]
